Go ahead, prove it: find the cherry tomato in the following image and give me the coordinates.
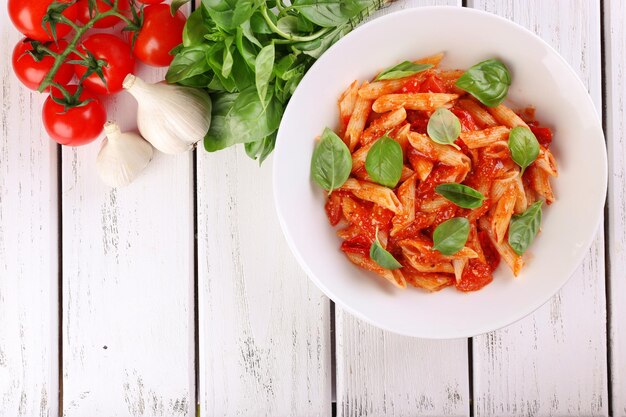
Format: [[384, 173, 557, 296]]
[[136, 0, 164, 3], [42, 85, 106, 146], [76, 0, 130, 28], [12, 39, 74, 91], [133, 4, 185, 67], [74, 34, 135, 95], [8, 0, 77, 41]]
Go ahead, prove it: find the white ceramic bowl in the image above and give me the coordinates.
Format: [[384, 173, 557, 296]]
[[273, 6, 607, 338]]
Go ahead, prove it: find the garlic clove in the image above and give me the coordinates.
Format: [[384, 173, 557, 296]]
[[122, 74, 212, 155], [96, 121, 154, 188]]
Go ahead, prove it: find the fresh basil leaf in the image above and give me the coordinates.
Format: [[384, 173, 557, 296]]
[[182, 8, 209, 47], [250, 10, 273, 34], [292, 0, 375, 27], [171, 0, 191, 15], [370, 232, 402, 270], [204, 88, 283, 151], [202, 0, 262, 30], [310, 128, 352, 192], [375, 61, 432, 81], [296, 13, 315, 32], [508, 126, 540, 175], [230, 50, 255, 91], [235, 28, 258, 69], [255, 44, 275, 104], [177, 73, 213, 88], [427, 108, 461, 148], [274, 54, 297, 80], [207, 43, 237, 92], [455, 59, 511, 107], [165, 45, 211, 84], [245, 131, 276, 165], [508, 200, 543, 255], [435, 183, 485, 209], [365, 135, 403, 188], [277, 15, 301, 35], [222, 36, 234, 78], [432, 217, 470, 256]]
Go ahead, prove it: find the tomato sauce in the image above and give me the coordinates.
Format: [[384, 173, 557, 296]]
[[416, 164, 458, 200], [456, 259, 493, 292], [528, 121, 553, 147], [340, 235, 371, 256], [325, 191, 344, 226], [406, 110, 429, 134]]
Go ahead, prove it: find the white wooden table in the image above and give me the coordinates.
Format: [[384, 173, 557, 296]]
[[0, 0, 624, 416]]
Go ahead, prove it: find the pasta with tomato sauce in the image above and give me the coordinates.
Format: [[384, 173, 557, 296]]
[[313, 53, 556, 292]]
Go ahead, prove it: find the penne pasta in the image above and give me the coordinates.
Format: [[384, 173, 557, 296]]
[[391, 175, 416, 236], [338, 80, 360, 135], [534, 147, 558, 176], [459, 126, 510, 149], [490, 185, 516, 243], [482, 140, 510, 159], [479, 217, 523, 276], [318, 55, 557, 292], [487, 103, 529, 128], [415, 52, 445, 67], [411, 155, 434, 181], [457, 98, 498, 127], [452, 258, 467, 284], [407, 131, 471, 169], [491, 170, 519, 201], [527, 164, 555, 204], [345, 252, 407, 288], [358, 74, 428, 100], [399, 238, 479, 262], [360, 107, 407, 146], [403, 266, 455, 291], [341, 178, 402, 213], [420, 196, 451, 213], [345, 85, 373, 151], [372, 93, 459, 113]]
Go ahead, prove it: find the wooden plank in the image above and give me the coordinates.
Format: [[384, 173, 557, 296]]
[[468, 1, 608, 416], [605, 0, 626, 415], [196, 150, 332, 416], [61, 21, 195, 417], [0, 17, 59, 417], [335, 2, 469, 417]]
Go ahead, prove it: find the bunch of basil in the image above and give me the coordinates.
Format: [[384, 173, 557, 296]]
[[165, 0, 387, 163]]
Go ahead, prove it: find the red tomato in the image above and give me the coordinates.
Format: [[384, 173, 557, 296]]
[[133, 4, 185, 67], [12, 39, 74, 91], [42, 85, 106, 146], [456, 259, 493, 292], [451, 108, 478, 132], [340, 235, 371, 256], [419, 75, 446, 93], [8, 0, 77, 41], [136, 0, 164, 3], [325, 192, 344, 226], [74, 34, 135, 94], [528, 123, 553, 147], [76, 0, 130, 28]]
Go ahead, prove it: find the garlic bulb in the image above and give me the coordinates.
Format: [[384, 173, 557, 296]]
[[122, 74, 212, 154], [96, 121, 153, 188]]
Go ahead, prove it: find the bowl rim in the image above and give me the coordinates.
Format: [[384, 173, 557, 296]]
[[272, 5, 608, 339]]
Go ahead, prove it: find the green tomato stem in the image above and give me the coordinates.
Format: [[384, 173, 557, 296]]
[[38, 4, 138, 97]]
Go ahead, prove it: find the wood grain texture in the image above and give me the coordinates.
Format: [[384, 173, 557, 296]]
[[61, 27, 195, 417], [335, 2, 469, 417], [196, 150, 332, 417], [604, 0, 626, 415], [468, 2, 608, 416], [0, 18, 59, 417]]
